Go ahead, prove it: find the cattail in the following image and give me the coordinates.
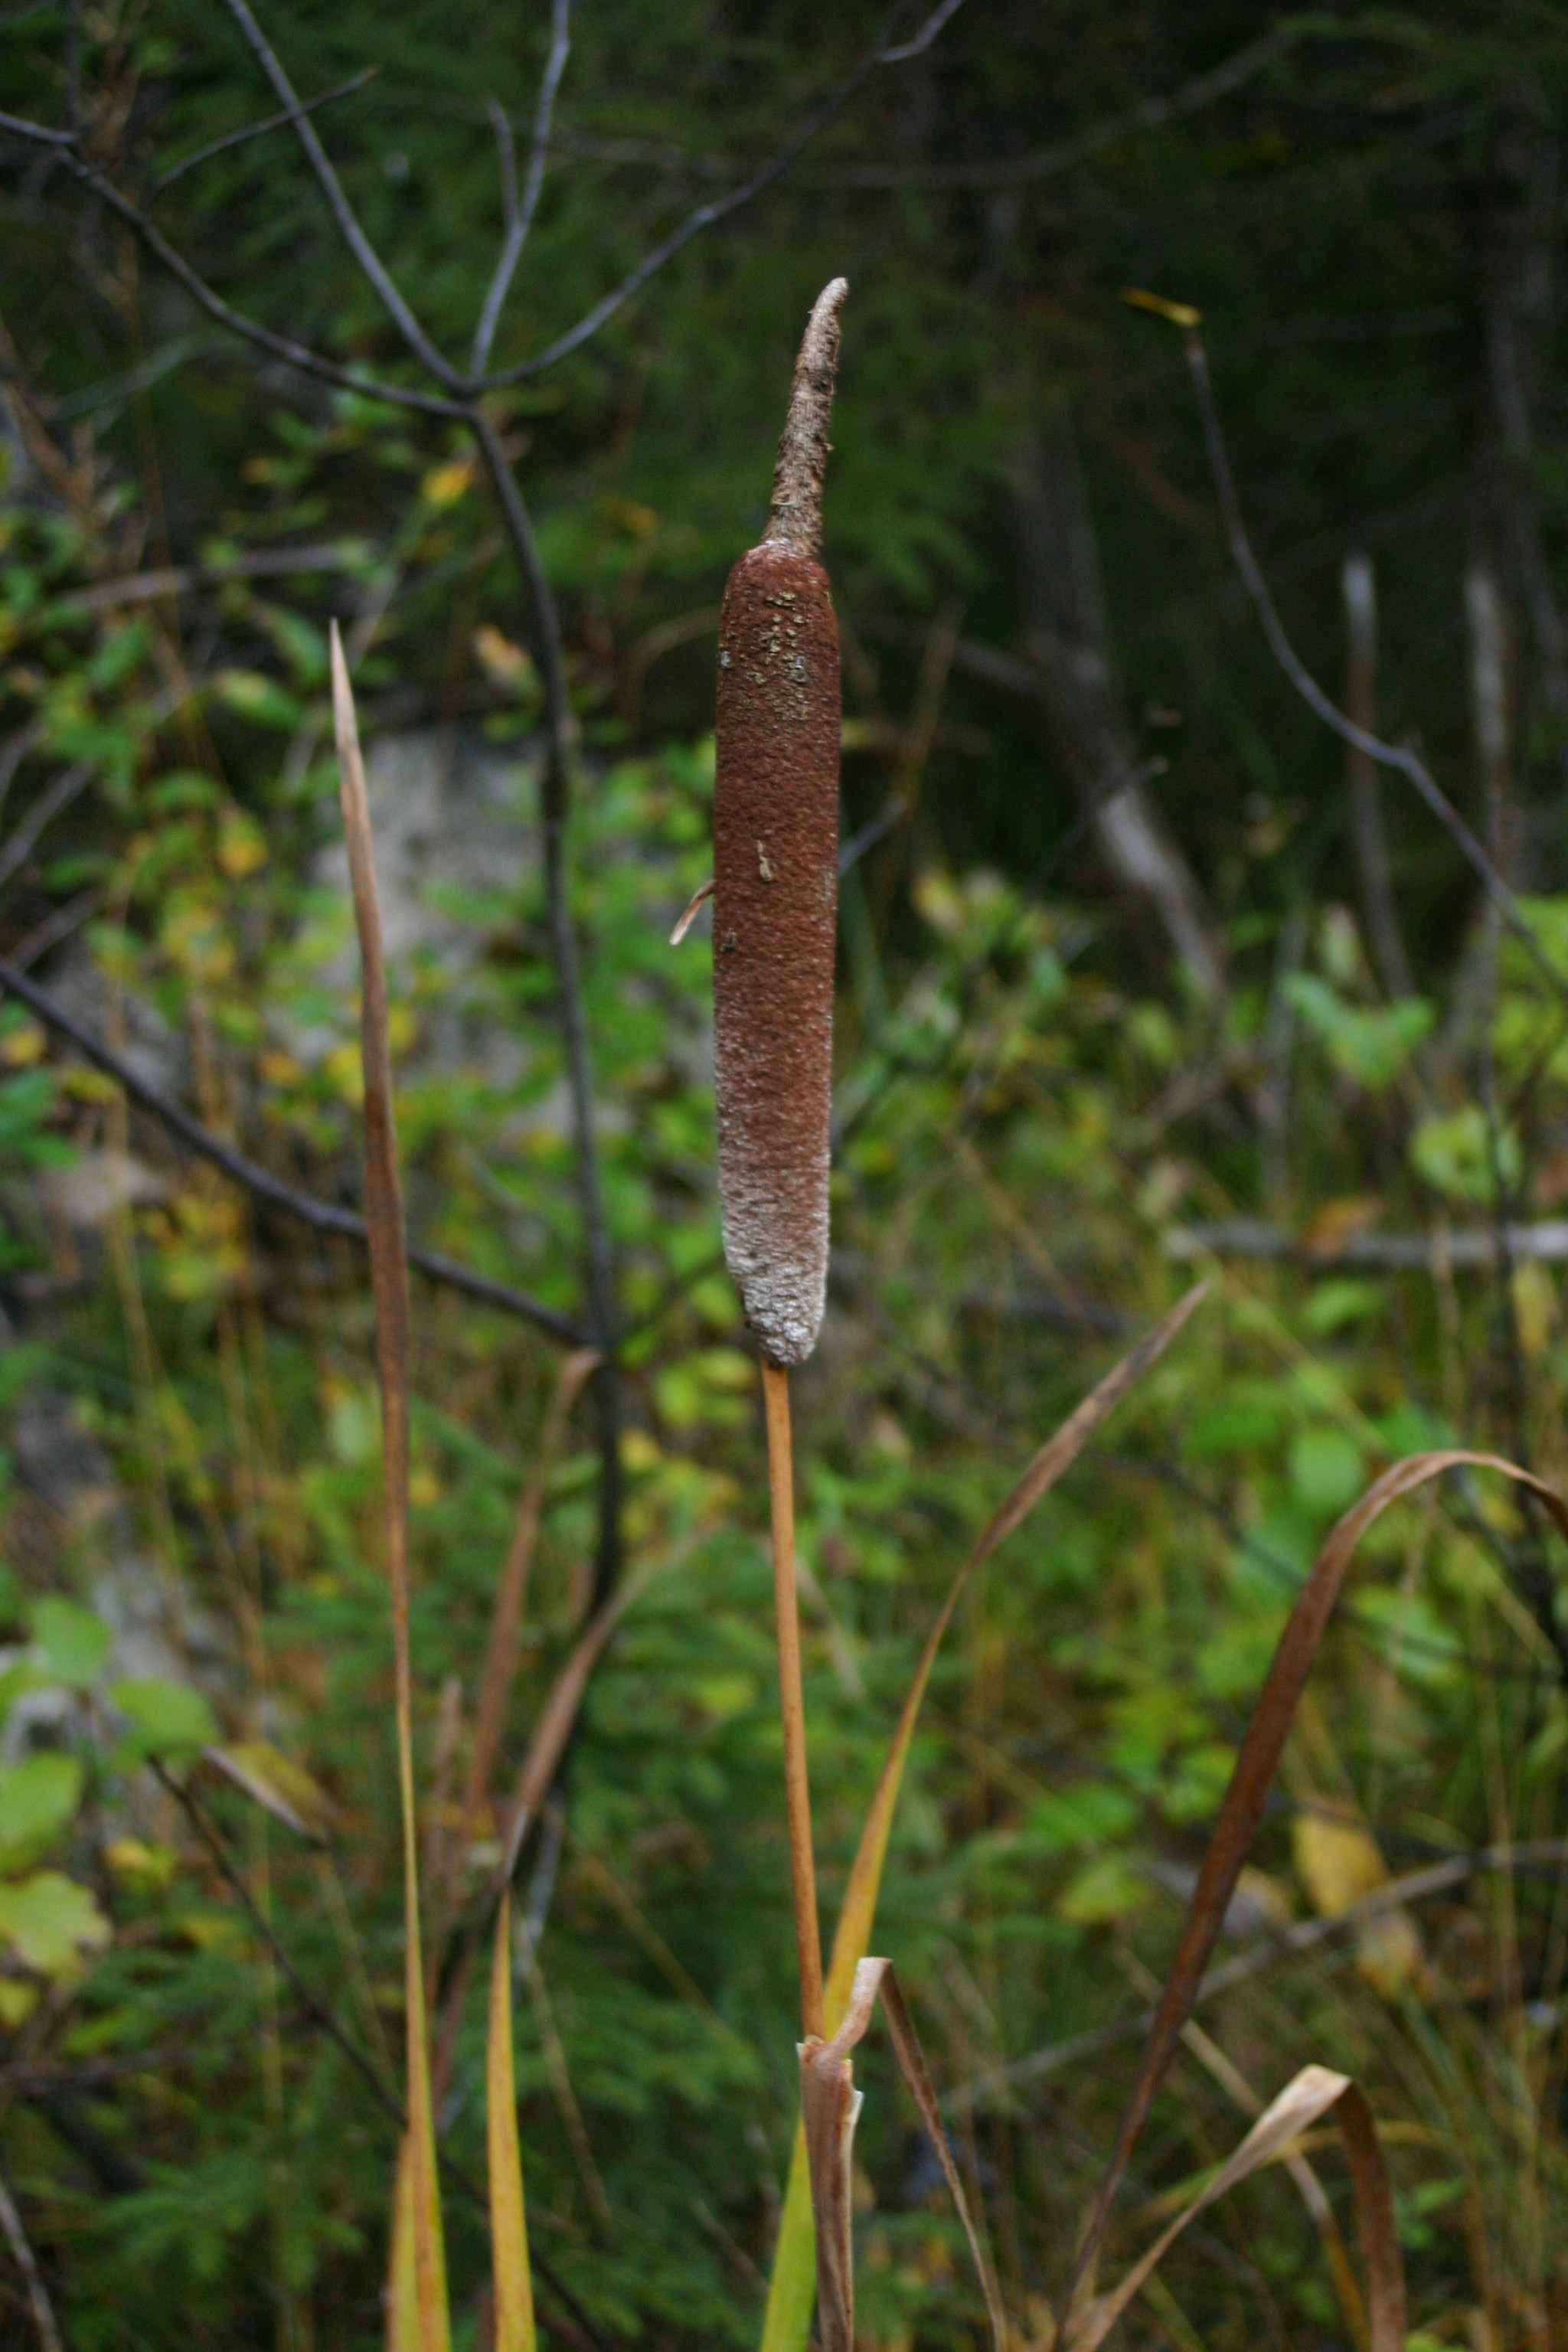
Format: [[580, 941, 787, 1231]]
[[712, 277, 847, 1369]]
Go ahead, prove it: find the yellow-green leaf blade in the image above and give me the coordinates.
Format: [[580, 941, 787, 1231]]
[[488, 1893, 537, 2352]]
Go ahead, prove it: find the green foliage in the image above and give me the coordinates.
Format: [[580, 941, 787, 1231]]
[[5, 5, 1568, 2347]]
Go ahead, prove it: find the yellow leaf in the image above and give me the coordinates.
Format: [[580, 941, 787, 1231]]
[[1511, 1260, 1554, 1360], [1122, 286, 1202, 328], [473, 625, 537, 694], [0, 1980, 37, 2027], [1293, 1803, 1423, 1996], [487, 1894, 536, 2352], [0, 1021, 44, 1067], [1293, 1805, 1387, 1916], [422, 459, 475, 508], [104, 1837, 178, 1887], [217, 810, 268, 879]]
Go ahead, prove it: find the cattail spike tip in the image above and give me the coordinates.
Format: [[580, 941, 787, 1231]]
[[766, 277, 848, 557]]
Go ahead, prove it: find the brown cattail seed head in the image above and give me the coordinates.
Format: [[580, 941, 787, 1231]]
[[712, 279, 847, 1365]]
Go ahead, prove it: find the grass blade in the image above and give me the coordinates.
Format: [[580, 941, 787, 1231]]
[[463, 1346, 602, 1854], [388, 2135, 419, 2352], [332, 622, 450, 2352], [1064, 2066, 1405, 2352], [1063, 1446, 1568, 2321], [434, 1565, 655, 2107], [488, 1891, 537, 2352], [760, 1283, 1207, 2352]]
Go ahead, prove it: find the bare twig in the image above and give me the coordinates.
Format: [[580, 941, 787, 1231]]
[[155, 1759, 400, 2109], [0, 948, 582, 1341], [1163, 1217, 1568, 1271], [0, 108, 74, 144], [470, 0, 571, 380], [1341, 552, 1413, 1002], [219, 0, 459, 387], [0, 719, 43, 818], [0, 761, 92, 895], [827, 18, 1305, 187], [49, 542, 364, 612], [478, 0, 972, 388], [7, 885, 99, 972], [152, 67, 377, 189], [458, 1342, 603, 1851], [0, 2167, 64, 2352], [968, 1838, 1568, 2109], [467, 407, 622, 1589], [2, 125, 459, 416], [1178, 321, 1568, 1007]]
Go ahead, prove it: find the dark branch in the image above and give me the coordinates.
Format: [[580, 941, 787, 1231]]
[[152, 67, 377, 189], [1180, 324, 1568, 1011], [218, 0, 461, 388], [470, 0, 571, 380], [0, 762, 91, 894], [39, 136, 459, 416], [51, 542, 368, 614], [828, 20, 1305, 187], [478, 0, 971, 387], [0, 952, 583, 1343], [467, 411, 623, 1589], [0, 107, 73, 143]]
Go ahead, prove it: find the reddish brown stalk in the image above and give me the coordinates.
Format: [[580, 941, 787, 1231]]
[[762, 1357, 823, 2040], [459, 1345, 602, 1853], [431, 1570, 645, 2109]]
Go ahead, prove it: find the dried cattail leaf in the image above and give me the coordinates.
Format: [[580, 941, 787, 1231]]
[[1067, 1447, 1568, 2315], [799, 1957, 1004, 2352], [331, 625, 450, 2352], [1064, 2066, 1404, 2352], [713, 279, 848, 1366]]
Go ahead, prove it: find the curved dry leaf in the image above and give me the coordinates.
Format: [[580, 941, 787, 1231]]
[[1067, 1449, 1568, 2313], [1065, 2065, 1403, 2352]]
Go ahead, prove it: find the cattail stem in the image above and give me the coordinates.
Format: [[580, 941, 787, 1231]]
[[761, 1355, 824, 2040]]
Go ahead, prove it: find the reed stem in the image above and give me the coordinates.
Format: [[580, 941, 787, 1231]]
[[761, 1355, 824, 2040]]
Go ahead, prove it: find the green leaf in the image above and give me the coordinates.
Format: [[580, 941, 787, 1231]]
[[1287, 1428, 1365, 1517], [109, 1678, 218, 1761], [1283, 974, 1433, 1089], [0, 1752, 83, 1871], [1056, 1854, 1153, 1926], [1410, 1106, 1521, 1205], [0, 1869, 110, 1975], [33, 1595, 111, 1688]]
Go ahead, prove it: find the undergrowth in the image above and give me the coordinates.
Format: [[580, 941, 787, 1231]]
[[4, 391, 1568, 2352]]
